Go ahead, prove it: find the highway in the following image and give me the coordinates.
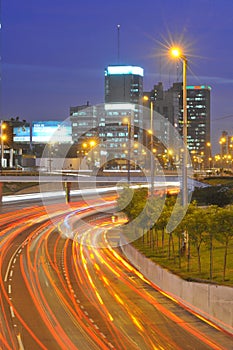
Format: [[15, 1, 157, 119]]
[[1, 196, 233, 349]]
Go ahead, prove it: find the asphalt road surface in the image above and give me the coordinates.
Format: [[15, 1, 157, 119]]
[[1, 196, 233, 349]]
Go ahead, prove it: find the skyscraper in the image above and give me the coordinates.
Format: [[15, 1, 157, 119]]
[[185, 85, 211, 156], [144, 83, 211, 168], [103, 65, 145, 167], [104, 65, 144, 104]]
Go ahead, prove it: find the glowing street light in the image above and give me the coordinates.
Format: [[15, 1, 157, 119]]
[[170, 47, 181, 58], [89, 140, 96, 148], [81, 139, 97, 168], [206, 142, 212, 169], [170, 46, 188, 207], [0, 122, 7, 171]]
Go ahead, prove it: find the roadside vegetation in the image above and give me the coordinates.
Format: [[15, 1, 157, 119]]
[[118, 184, 233, 286], [191, 184, 233, 207], [201, 176, 233, 187]]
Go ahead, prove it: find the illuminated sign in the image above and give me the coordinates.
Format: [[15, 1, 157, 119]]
[[187, 85, 211, 90], [105, 65, 144, 77], [105, 103, 135, 110], [32, 121, 72, 143], [13, 126, 30, 142]]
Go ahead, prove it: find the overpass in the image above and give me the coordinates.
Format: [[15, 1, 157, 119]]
[[0, 172, 208, 205]]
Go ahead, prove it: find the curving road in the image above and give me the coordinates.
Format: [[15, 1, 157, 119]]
[[1, 197, 233, 349]]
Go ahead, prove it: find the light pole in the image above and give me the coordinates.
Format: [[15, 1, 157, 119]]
[[150, 101, 154, 194], [206, 141, 212, 169], [170, 47, 188, 207], [219, 136, 226, 169], [89, 140, 96, 169], [0, 121, 6, 172], [123, 117, 130, 183], [143, 96, 154, 194]]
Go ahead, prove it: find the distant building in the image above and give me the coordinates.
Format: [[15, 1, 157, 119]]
[[70, 65, 146, 169], [104, 65, 145, 165], [185, 85, 211, 155], [144, 83, 211, 168], [70, 103, 104, 162], [104, 65, 144, 104]]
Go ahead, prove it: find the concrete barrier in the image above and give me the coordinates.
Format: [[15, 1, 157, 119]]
[[120, 235, 233, 335]]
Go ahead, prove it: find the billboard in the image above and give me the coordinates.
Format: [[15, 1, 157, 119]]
[[13, 126, 30, 142], [32, 121, 72, 143]]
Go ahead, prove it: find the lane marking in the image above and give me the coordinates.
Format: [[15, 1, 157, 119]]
[[10, 306, 15, 318], [17, 333, 25, 350], [4, 247, 21, 282]]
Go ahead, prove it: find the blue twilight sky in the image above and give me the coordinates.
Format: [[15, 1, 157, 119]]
[[1, 0, 233, 153]]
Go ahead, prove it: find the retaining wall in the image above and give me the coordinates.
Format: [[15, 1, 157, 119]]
[[120, 235, 233, 335]]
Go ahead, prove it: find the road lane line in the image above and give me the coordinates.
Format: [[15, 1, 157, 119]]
[[10, 305, 15, 318], [4, 246, 21, 282], [17, 333, 25, 350]]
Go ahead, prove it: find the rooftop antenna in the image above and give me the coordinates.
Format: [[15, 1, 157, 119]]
[[159, 55, 162, 82], [176, 62, 179, 82], [117, 24, 120, 64]]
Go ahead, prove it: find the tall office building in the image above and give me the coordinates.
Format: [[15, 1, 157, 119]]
[[70, 65, 144, 142], [69, 65, 145, 169], [143, 82, 182, 162], [105, 65, 144, 104], [185, 85, 211, 151], [144, 83, 211, 168], [103, 65, 145, 167], [70, 102, 100, 143]]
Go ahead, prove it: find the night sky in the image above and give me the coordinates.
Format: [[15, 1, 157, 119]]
[[2, 0, 233, 153]]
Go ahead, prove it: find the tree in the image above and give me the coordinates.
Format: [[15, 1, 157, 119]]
[[186, 207, 209, 274], [205, 206, 218, 280], [170, 203, 187, 267], [214, 206, 233, 281], [117, 186, 148, 221]]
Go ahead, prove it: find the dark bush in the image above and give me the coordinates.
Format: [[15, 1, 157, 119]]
[[192, 185, 233, 207]]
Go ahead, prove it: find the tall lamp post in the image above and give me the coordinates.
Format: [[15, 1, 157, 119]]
[[123, 117, 131, 183], [0, 121, 6, 171], [150, 100, 155, 194], [143, 96, 154, 194], [170, 47, 188, 207], [82, 139, 97, 169], [206, 142, 212, 169]]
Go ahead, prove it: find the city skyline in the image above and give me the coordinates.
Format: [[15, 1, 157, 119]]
[[2, 0, 233, 153]]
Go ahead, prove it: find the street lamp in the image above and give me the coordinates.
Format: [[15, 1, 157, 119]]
[[123, 117, 131, 183], [143, 96, 155, 194], [81, 139, 97, 169], [0, 122, 6, 171], [206, 142, 212, 169], [170, 46, 188, 207], [219, 137, 226, 169]]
